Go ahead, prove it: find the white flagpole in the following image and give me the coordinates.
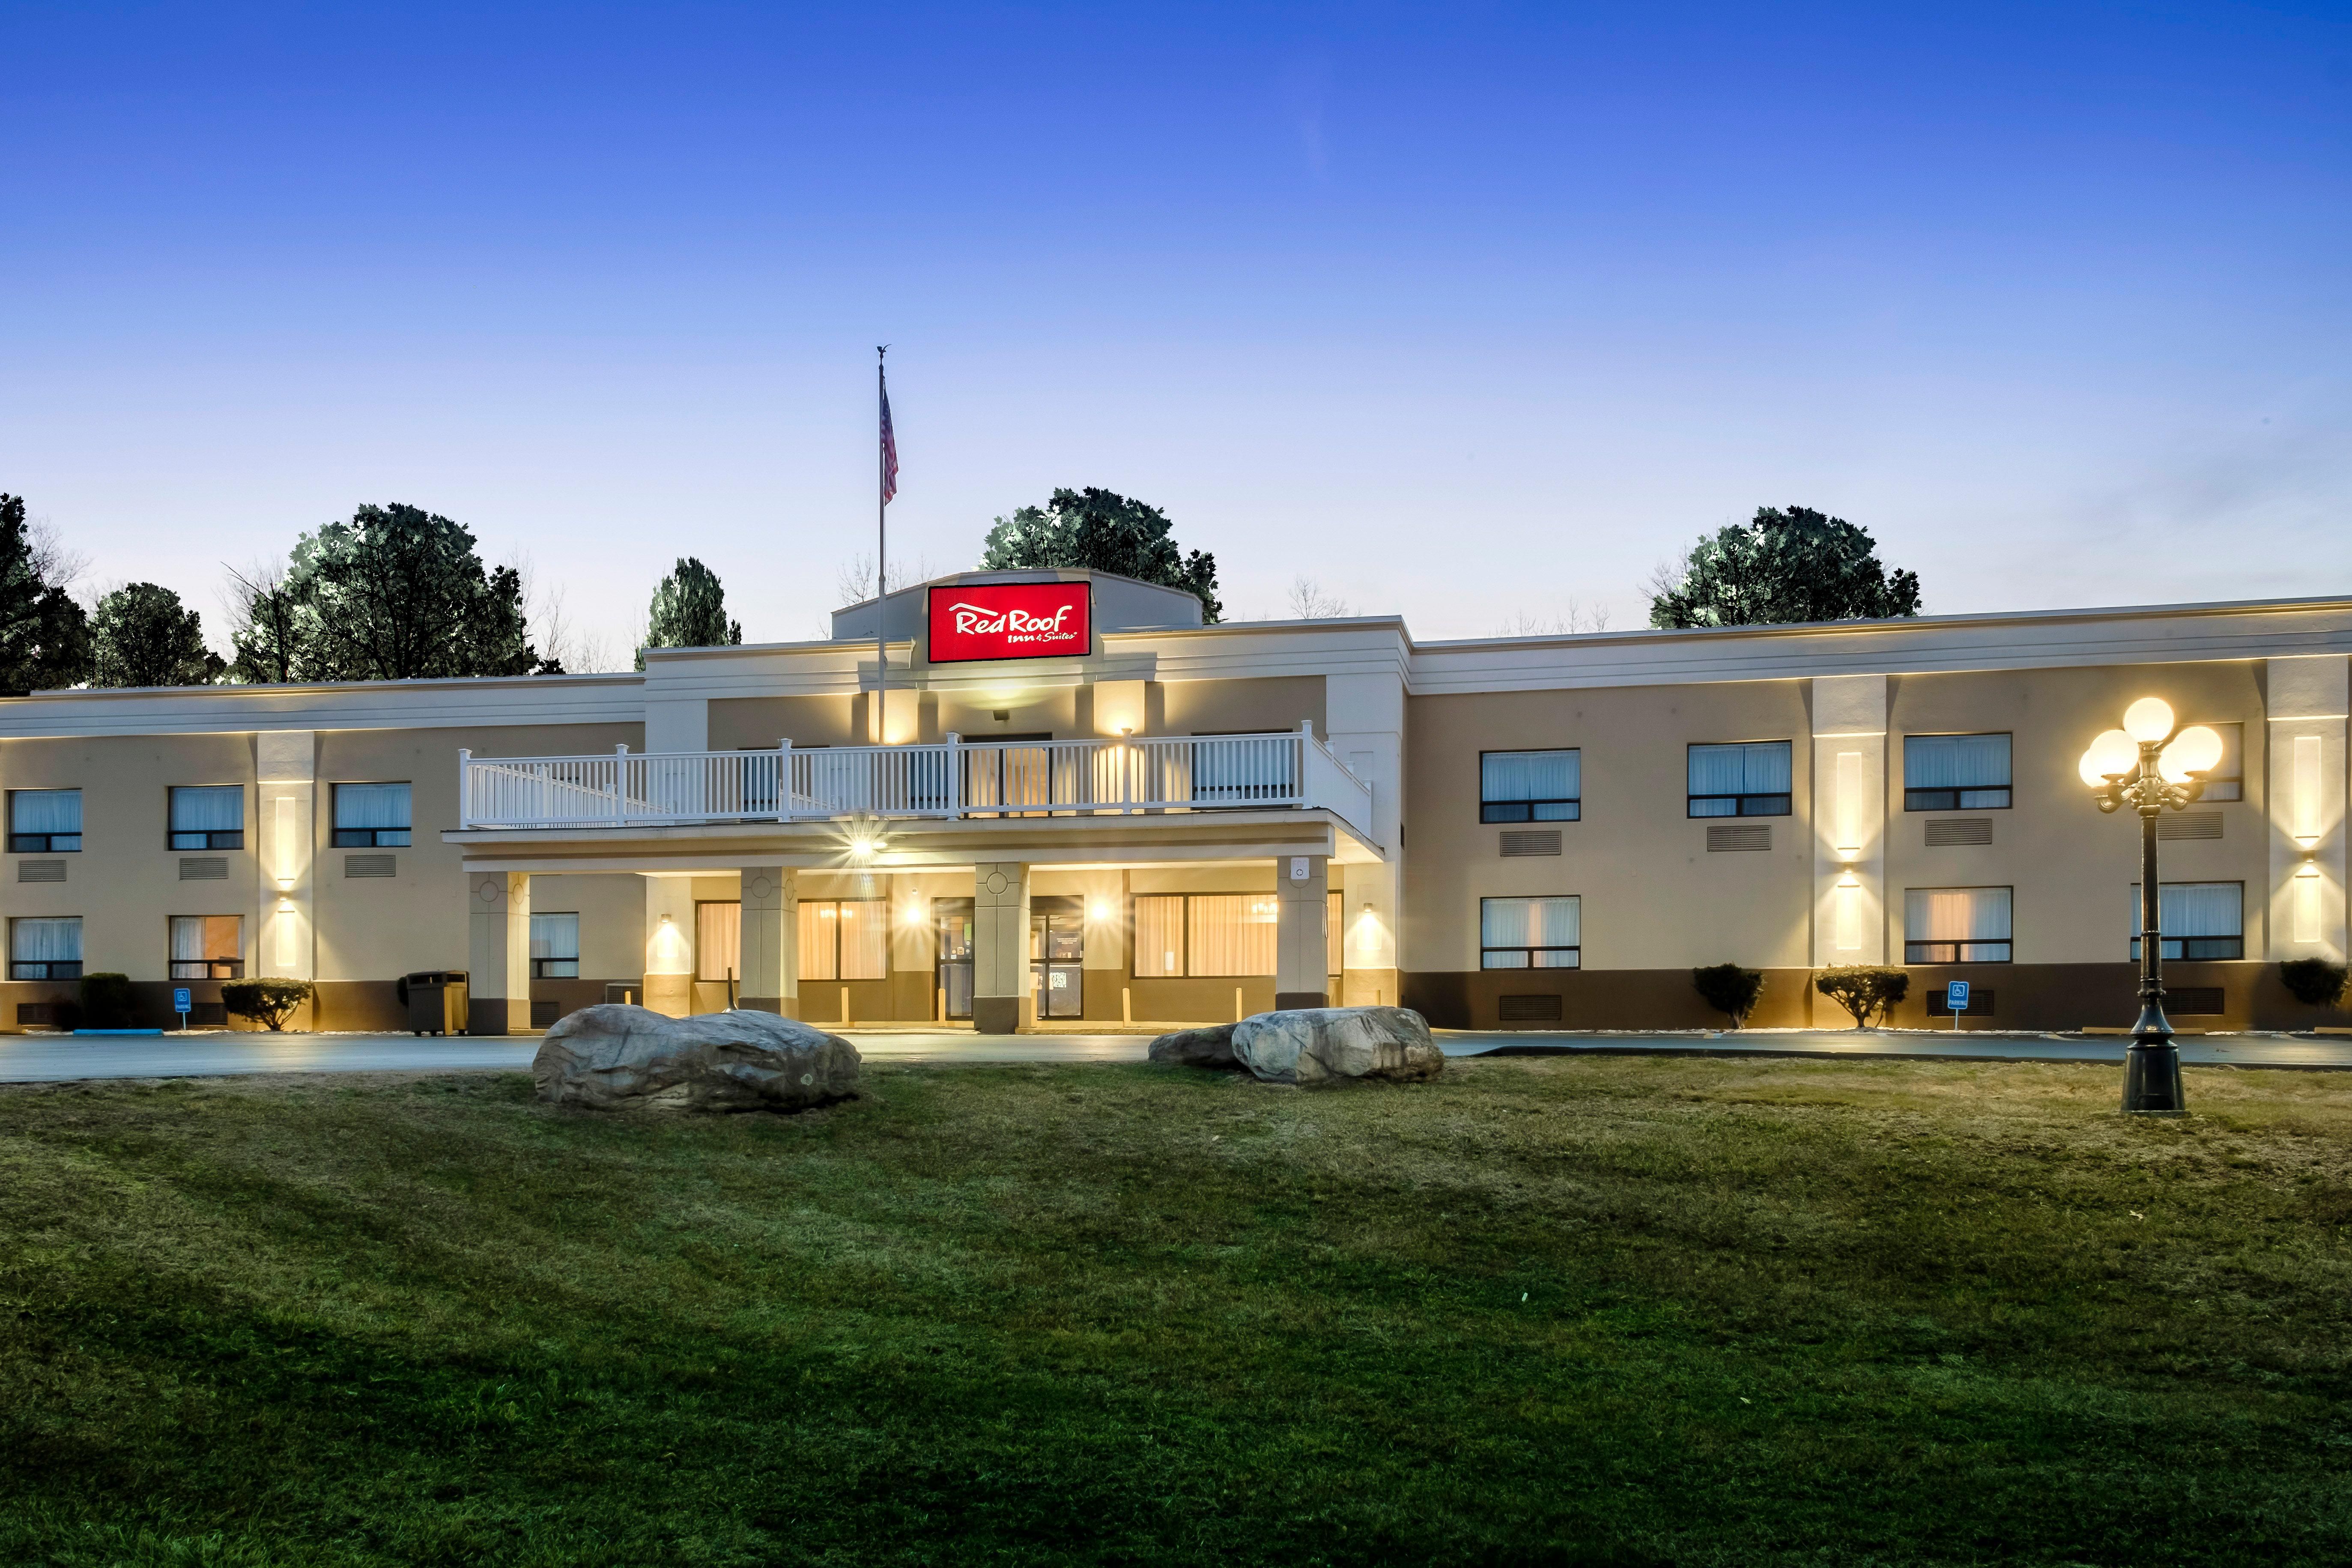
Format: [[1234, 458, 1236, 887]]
[[876, 345, 888, 746]]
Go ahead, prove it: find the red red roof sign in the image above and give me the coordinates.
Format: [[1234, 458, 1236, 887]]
[[926, 582, 1093, 664]]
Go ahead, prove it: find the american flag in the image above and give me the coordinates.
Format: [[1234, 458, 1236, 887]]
[[880, 374, 899, 505]]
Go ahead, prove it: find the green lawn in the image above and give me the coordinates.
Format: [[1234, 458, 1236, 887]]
[[3, 1057, 2350, 1567]]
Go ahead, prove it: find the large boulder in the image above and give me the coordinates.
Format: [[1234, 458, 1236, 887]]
[[1146, 1023, 1239, 1068], [1230, 1006, 1444, 1086], [532, 1004, 860, 1113]]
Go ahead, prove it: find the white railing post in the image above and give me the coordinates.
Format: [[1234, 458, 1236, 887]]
[[614, 744, 629, 826], [458, 748, 473, 828], [777, 739, 793, 823], [945, 732, 961, 817]]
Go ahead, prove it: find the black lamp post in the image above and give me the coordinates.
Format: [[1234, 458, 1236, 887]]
[[2079, 699, 2224, 1115]]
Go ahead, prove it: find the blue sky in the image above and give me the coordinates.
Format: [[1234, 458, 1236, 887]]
[[3, 2, 2348, 659]]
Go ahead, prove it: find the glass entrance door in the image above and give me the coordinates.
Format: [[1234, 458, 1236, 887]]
[[1031, 905, 1083, 1019], [936, 899, 974, 1020]]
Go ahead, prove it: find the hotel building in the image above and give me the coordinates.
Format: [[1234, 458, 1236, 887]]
[[0, 570, 2344, 1034]]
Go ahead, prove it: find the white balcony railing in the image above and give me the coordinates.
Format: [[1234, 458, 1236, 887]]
[[459, 726, 1376, 842]]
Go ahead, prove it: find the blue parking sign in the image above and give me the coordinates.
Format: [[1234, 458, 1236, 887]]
[[173, 986, 192, 1012], [1946, 980, 1970, 1012]]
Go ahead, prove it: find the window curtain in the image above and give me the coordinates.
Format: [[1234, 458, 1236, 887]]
[[170, 915, 239, 963], [1904, 734, 2011, 790], [12, 917, 80, 962], [1186, 893, 1277, 976], [2129, 882, 2242, 938], [1687, 744, 1747, 798], [1738, 743, 1791, 794], [698, 902, 741, 982], [336, 783, 411, 829], [798, 901, 836, 982], [1134, 895, 1183, 978], [1482, 750, 1578, 802], [1905, 887, 2012, 941], [1480, 896, 1580, 966], [170, 786, 243, 831], [531, 912, 580, 962], [11, 790, 80, 833], [837, 900, 888, 980]]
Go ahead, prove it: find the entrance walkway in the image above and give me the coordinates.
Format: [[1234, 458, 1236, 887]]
[[4, 1027, 2348, 1085]]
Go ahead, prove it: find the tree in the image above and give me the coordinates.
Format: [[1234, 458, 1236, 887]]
[[1813, 966, 1909, 1029], [0, 493, 93, 691], [1648, 506, 1921, 630], [979, 487, 1222, 621], [638, 557, 743, 669], [225, 504, 546, 683], [1286, 577, 1352, 618], [1692, 963, 1765, 1028], [91, 582, 225, 687]]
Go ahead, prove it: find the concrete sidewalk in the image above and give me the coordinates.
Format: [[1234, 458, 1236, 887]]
[[3, 1024, 2348, 1085]]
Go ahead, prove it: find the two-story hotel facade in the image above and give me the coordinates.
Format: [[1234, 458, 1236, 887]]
[[1, 568, 2346, 1035]]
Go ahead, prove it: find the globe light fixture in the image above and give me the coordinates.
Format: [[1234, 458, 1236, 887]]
[[2122, 696, 2176, 744], [2077, 728, 2137, 787], [2078, 699, 2214, 1115]]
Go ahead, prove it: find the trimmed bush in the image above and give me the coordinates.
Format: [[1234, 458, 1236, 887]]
[[1813, 966, 1909, 1029], [221, 978, 315, 1033], [1692, 964, 1765, 1028], [79, 972, 137, 1030], [2278, 958, 2348, 1009]]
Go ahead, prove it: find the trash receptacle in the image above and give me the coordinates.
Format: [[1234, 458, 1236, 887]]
[[396, 971, 469, 1036]]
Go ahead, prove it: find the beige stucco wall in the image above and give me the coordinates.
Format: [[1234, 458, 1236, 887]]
[[313, 723, 637, 980], [1403, 681, 1816, 973], [1883, 663, 2270, 967], [0, 732, 263, 981]]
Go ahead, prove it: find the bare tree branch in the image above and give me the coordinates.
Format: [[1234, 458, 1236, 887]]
[[1285, 576, 1352, 619]]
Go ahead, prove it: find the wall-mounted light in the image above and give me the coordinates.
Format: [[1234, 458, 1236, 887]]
[[1090, 899, 1112, 921], [276, 896, 293, 913]]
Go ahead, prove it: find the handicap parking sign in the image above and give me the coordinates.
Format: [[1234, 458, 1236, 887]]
[[173, 986, 192, 1012], [1946, 980, 1970, 1012]]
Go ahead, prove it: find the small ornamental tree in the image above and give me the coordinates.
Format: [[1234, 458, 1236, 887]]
[[2278, 958, 2349, 1009], [1813, 966, 1909, 1029], [222, 977, 314, 1032], [1692, 963, 1765, 1028]]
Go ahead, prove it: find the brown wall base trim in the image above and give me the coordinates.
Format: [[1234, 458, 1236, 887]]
[[1402, 962, 2336, 1033]]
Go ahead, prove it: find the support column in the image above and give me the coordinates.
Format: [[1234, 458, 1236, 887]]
[[1276, 854, 1331, 1010], [971, 861, 1030, 1034], [467, 870, 531, 1034], [739, 865, 800, 1016], [2266, 656, 2349, 962], [643, 877, 695, 1016], [255, 730, 316, 1025], [1810, 675, 1889, 973]]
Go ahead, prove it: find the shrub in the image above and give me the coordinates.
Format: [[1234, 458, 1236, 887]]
[[2278, 958, 2349, 1009], [1692, 964, 1765, 1028], [222, 978, 315, 1032], [1813, 966, 1909, 1029], [79, 972, 137, 1030]]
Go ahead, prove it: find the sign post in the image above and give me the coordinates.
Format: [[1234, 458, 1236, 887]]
[[172, 986, 192, 1033], [1946, 980, 1969, 1031]]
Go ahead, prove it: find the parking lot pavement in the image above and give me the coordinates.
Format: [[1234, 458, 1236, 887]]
[[5, 1025, 2347, 1085]]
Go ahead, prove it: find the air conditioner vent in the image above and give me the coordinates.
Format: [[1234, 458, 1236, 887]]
[[1499, 830, 1562, 857], [179, 857, 228, 881], [2166, 986, 2225, 1015], [1706, 824, 1771, 852], [2158, 812, 2223, 841], [1497, 994, 1564, 1023], [17, 860, 65, 883], [1925, 818, 1993, 847], [345, 854, 398, 878]]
